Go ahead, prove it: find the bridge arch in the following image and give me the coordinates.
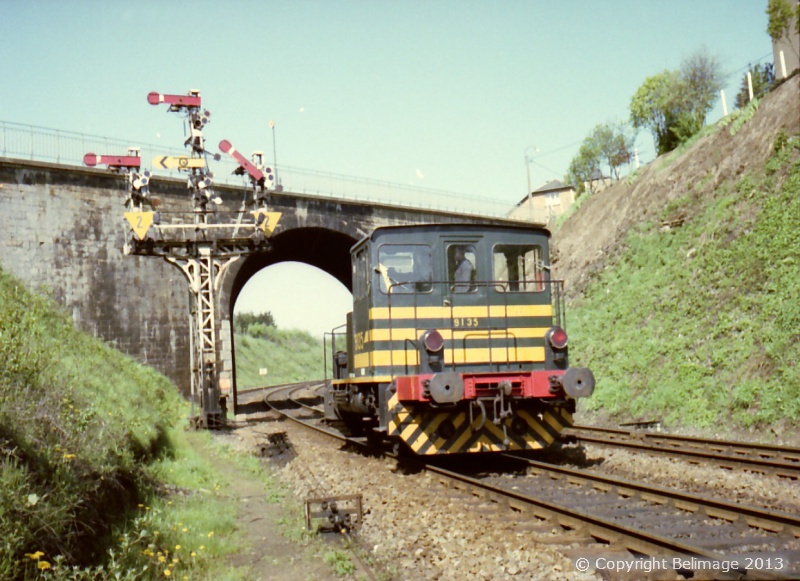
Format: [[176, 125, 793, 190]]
[[218, 226, 358, 406]]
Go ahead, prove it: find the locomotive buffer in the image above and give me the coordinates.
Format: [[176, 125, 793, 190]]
[[88, 90, 280, 428]]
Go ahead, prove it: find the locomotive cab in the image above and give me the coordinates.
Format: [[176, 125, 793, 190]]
[[325, 224, 594, 454]]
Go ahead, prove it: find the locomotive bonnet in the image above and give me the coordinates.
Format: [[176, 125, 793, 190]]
[[323, 223, 594, 454]]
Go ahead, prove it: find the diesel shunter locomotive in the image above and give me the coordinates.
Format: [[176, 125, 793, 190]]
[[323, 223, 594, 454]]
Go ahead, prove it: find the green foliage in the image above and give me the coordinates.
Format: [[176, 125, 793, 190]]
[[235, 327, 325, 388], [735, 63, 775, 109], [566, 121, 636, 194], [324, 550, 357, 576], [727, 98, 760, 136], [0, 268, 185, 578], [766, 0, 800, 40], [233, 310, 275, 334], [630, 49, 724, 155], [566, 140, 602, 196], [570, 140, 800, 429]]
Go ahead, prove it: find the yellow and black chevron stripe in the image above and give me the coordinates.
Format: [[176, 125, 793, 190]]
[[386, 391, 573, 455]]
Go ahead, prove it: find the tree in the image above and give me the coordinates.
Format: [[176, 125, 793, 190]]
[[767, 0, 800, 42], [566, 140, 602, 196], [629, 49, 724, 155], [735, 62, 775, 109], [592, 121, 636, 181], [234, 311, 276, 335], [566, 121, 636, 195]]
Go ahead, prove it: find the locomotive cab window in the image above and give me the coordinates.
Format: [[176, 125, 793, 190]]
[[377, 244, 432, 294], [353, 248, 368, 299], [493, 244, 545, 292], [448, 244, 477, 293]]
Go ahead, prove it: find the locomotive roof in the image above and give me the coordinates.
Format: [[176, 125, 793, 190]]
[[352, 222, 550, 250]]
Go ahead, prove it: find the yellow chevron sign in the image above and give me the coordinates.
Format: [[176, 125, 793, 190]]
[[125, 211, 154, 240], [152, 155, 206, 170], [252, 210, 282, 235]]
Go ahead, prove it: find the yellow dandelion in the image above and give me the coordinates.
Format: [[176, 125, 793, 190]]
[[38, 561, 51, 570], [138, 504, 144, 508], [207, 531, 214, 538], [158, 556, 166, 563], [190, 552, 197, 557], [175, 545, 181, 550], [25, 551, 44, 560], [199, 545, 205, 551], [172, 557, 179, 564], [163, 570, 171, 577], [182, 527, 188, 532]]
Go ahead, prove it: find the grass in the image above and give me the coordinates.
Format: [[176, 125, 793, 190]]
[[234, 325, 326, 388], [569, 136, 800, 429], [0, 266, 281, 580]]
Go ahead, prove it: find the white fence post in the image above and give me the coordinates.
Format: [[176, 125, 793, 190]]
[[747, 72, 754, 102], [720, 90, 728, 116], [779, 50, 788, 79]]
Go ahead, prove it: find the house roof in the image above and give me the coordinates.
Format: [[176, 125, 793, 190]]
[[515, 179, 572, 206]]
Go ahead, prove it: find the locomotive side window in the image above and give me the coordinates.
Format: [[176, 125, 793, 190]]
[[377, 244, 432, 294], [493, 244, 545, 292], [353, 248, 368, 299], [448, 244, 477, 293]]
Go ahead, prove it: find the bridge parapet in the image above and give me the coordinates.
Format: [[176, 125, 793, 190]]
[[1, 120, 518, 219]]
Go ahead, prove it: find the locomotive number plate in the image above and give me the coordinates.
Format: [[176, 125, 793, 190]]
[[453, 317, 481, 328]]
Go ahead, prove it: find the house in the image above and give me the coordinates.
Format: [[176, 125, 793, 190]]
[[507, 179, 576, 224]]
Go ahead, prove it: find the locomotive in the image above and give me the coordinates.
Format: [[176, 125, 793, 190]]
[[323, 223, 594, 454]]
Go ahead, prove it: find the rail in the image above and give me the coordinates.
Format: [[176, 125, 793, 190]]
[[262, 383, 799, 579], [0, 120, 518, 218]]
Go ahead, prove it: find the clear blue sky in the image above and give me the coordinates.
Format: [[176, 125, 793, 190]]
[[1, 1, 774, 336]]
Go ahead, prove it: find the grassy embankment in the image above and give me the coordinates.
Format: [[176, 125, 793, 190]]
[[568, 129, 800, 430], [234, 324, 326, 389], [0, 268, 284, 580]]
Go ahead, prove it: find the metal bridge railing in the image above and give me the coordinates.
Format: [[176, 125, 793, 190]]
[[0, 120, 519, 219]]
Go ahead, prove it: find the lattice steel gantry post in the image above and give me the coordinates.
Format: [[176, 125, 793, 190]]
[[86, 90, 280, 428]]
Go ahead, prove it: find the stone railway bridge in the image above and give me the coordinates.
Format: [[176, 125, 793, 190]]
[[0, 158, 524, 406]]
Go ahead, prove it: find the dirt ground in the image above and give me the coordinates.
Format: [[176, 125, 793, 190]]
[[200, 430, 347, 581], [551, 74, 800, 295]]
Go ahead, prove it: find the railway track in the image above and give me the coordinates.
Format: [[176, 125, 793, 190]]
[[565, 425, 800, 479], [260, 383, 799, 579]]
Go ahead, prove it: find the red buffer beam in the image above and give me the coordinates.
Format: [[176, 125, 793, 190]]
[[147, 91, 201, 108], [83, 153, 142, 169]]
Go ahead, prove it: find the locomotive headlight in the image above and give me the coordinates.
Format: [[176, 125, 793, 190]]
[[546, 326, 568, 349], [422, 329, 444, 353]]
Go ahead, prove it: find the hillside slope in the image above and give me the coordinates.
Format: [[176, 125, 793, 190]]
[[554, 75, 799, 294], [553, 75, 800, 433], [234, 326, 325, 389]]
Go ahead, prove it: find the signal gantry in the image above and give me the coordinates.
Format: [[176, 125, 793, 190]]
[[85, 90, 281, 428]]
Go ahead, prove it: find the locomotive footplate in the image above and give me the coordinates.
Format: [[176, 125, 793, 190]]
[[304, 494, 363, 533]]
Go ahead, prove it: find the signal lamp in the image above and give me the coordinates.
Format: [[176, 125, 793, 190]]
[[422, 329, 444, 353], [547, 326, 568, 349]]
